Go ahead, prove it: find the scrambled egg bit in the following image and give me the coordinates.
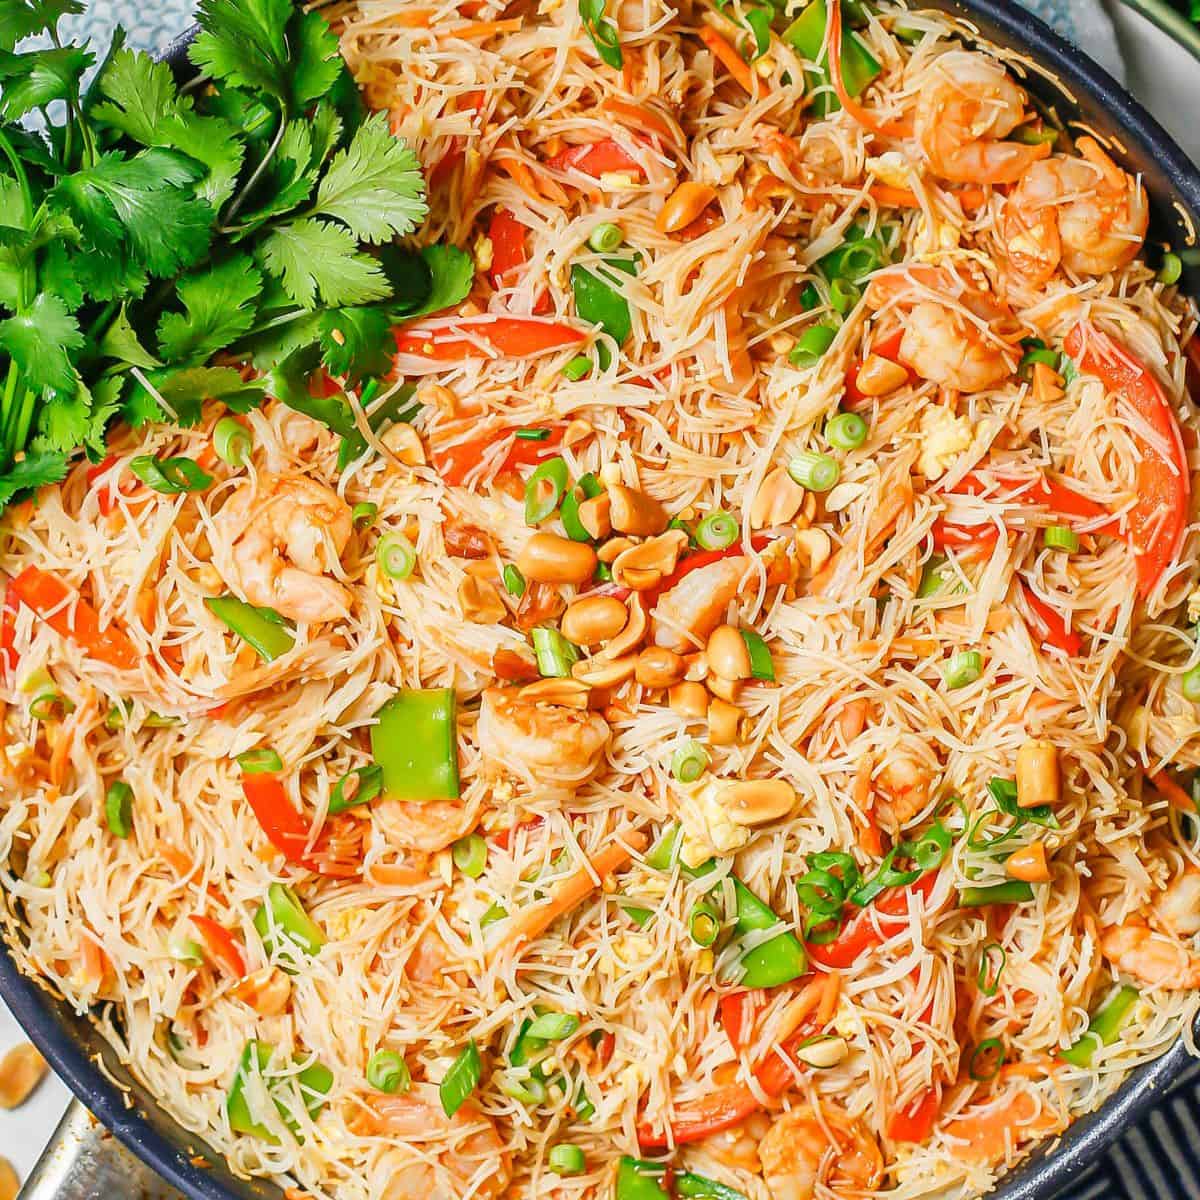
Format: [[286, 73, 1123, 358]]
[[918, 406, 975, 480], [674, 778, 752, 868]]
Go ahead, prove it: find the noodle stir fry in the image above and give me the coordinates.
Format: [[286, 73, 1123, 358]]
[[3, 1, 1200, 1198]]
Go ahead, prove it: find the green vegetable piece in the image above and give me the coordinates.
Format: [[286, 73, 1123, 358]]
[[1058, 983, 1139, 1066], [561, 472, 603, 541], [371, 689, 460, 801], [129, 454, 213, 494], [695, 510, 738, 551], [439, 1039, 483, 1117], [525, 455, 570, 525], [1182, 663, 1200, 702], [452, 833, 488, 878], [253, 882, 326, 962], [571, 257, 637, 365], [562, 354, 593, 381], [579, 0, 623, 67], [619, 900, 655, 927], [352, 502, 377, 529], [225, 1039, 333, 1142], [740, 629, 774, 681], [671, 739, 709, 784], [587, 222, 623, 253], [503, 563, 526, 597], [236, 748, 282, 774], [533, 626, 581, 678], [616, 1158, 670, 1200], [731, 878, 808, 988], [943, 649, 983, 689], [1160, 252, 1183, 286], [783, 1, 882, 117], [968, 1036, 1005, 1081], [826, 411, 868, 451], [206, 595, 295, 662], [1043, 524, 1079, 553], [958, 880, 1036, 907], [214, 416, 252, 467], [549, 1143, 587, 1176], [376, 531, 417, 580], [977, 943, 1006, 996], [526, 1011, 580, 1041], [329, 764, 384, 814], [788, 323, 838, 367], [105, 780, 133, 839], [366, 1049, 411, 1094], [689, 899, 721, 947], [787, 450, 840, 493]]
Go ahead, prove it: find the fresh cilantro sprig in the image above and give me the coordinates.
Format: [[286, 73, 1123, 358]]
[[0, 0, 473, 506]]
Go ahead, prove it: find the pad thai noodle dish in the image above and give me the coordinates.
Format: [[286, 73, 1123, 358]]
[[5, 0, 1200, 1197]]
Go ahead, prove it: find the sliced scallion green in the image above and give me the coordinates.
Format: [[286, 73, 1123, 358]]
[[788, 323, 837, 367], [826, 411, 868, 451], [977, 942, 1006, 996], [367, 1049, 411, 1094], [588, 222, 623, 253], [1161, 252, 1183, 286], [516, 427, 551, 441], [329, 764, 384, 814], [532, 626, 580, 678], [787, 450, 840, 493], [236, 748, 283, 774], [29, 691, 73, 722], [105, 780, 133, 839], [377, 532, 417, 580], [439, 1040, 483, 1117], [548, 1143, 587, 1176], [829, 278, 860, 314], [943, 649, 983, 689], [452, 833, 488, 878], [671, 740, 708, 784], [562, 355, 593, 381], [694, 510, 738, 551], [968, 1037, 1005, 1081], [1181, 663, 1200, 702], [526, 1011, 580, 1041], [1043, 525, 1079, 553], [740, 629, 774, 681], [524, 456, 570, 525], [503, 563, 527, 597], [352, 501, 377, 529], [213, 417, 251, 467]]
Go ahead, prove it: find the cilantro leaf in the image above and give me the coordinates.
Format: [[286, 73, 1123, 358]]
[[64, 245, 148, 303], [0, 448, 68, 507], [33, 373, 120, 457], [189, 0, 292, 102], [258, 218, 390, 309], [318, 306, 391, 382], [291, 9, 343, 107], [38, 241, 84, 310], [123, 365, 265, 428], [0, 44, 91, 119], [0, 293, 83, 391], [309, 112, 427, 243], [92, 47, 244, 209], [98, 305, 161, 369], [0, 0, 82, 49], [157, 255, 263, 363], [407, 244, 473, 318], [51, 149, 213, 277]]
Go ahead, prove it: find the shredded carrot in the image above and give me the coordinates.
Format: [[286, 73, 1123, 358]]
[[494, 150, 568, 206], [998, 1055, 1062, 1080], [773, 976, 825, 1043], [599, 97, 684, 152], [852, 755, 884, 856], [445, 18, 521, 39], [394, 7, 434, 26], [493, 831, 649, 954], [155, 841, 194, 877], [698, 26, 756, 94], [943, 1091, 1063, 1163], [1150, 769, 1194, 812], [80, 937, 111, 993], [826, 0, 908, 137], [817, 970, 842, 1025]]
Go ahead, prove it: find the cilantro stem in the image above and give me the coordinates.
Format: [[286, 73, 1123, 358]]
[[221, 114, 289, 230], [0, 128, 33, 231], [11, 387, 36, 460], [0, 362, 21, 468]]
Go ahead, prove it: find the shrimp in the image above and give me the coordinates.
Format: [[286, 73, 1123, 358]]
[[477, 686, 610, 789], [866, 267, 1017, 392], [374, 797, 471, 854], [699, 1113, 771, 1172], [212, 474, 353, 624], [1154, 870, 1200, 939], [756, 1103, 883, 1200], [651, 556, 748, 652], [362, 1086, 511, 1200], [1004, 138, 1148, 282], [876, 752, 933, 827], [914, 51, 1051, 185], [1099, 922, 1200, 988]]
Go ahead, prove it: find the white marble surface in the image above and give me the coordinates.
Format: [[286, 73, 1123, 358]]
[[2, 0, 1200, 1192]]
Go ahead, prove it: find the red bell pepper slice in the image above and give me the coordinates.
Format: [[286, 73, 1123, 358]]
[[8, 567, 138, 671], [807, 873, 936, 970], [1021, 582, 1081, 656], [487, 209, 551, 314], [646, 536, 771, 609], [888, 1086, 940, 1142], [394, 317, 584, 362], [241, 775, 354, 878], [718, 990, 766, 1053], [433, 425, 564, 488], [1065, 323, 1190, 596], [546, 138, 645, 178], [929, 516, 1001, 556], [0, 587, 19, 676], [846, 329, 910, 408], [189, 915, 247, 979]]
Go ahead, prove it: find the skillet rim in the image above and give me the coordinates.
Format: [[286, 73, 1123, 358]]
[[4, 5, 1200, 1198]]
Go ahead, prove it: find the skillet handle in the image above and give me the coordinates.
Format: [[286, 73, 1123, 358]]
[[20, 1099, 186, 1200]]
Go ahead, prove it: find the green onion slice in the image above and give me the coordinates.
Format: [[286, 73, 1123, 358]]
[[525, 1011, 580, 1041], [497, 1070, 547, 1105], [740, 629, 774, 681], [105, 780, 134, 839], [236, 748, 283, 774], [367, 1049, 411, 1094], [329, 764, 384, 814], [588, 222, 623, 253], [213, 417, 251, 467], [548, 1143, 587, 1176], [977, 943, 1006, 996], [1182, 663, 1200, 703], [516, 427, 551, 441], [561, 472, 603, 542], [377, 532, 417, 580], [532, 626, 580, 678], [452, 833, 488, 878], [563, 355, 593, 381], [968, 1037, 1005, 1081], [29, 691, 74, 722], [439, 1040, 483, 1117], [130, 455, 213, 495], [787, 450, 840, 493], [826, 411, 868, 451], [352, 502, 378, 529], [1161, 252, 1183, 286], [694, 510, 739, 551], [1043, 524, 1079, 553], [524, 456, 570, 525], [671, 740, 709, 784], [943, 649, 983, 689], [788, 323, 837, 367]]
